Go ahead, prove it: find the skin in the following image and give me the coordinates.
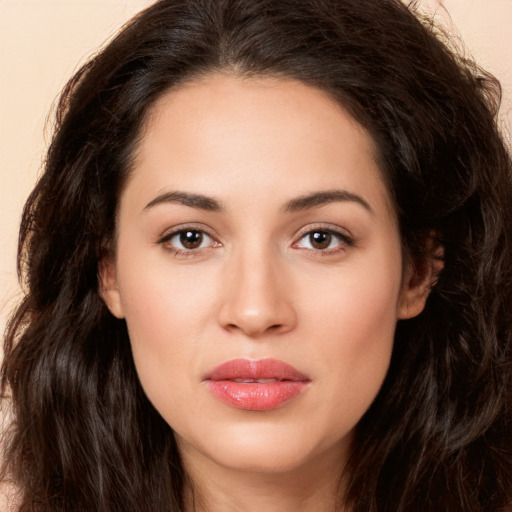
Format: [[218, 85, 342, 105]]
[[101, 73, 432, 512]]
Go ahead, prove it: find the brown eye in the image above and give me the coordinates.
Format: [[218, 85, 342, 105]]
[[294, 227, 353, 253], [179, 230, 203, 249], [309, 231, 332, 250], [160, 228, 218, 253]]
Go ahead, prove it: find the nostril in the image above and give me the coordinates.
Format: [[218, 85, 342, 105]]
[[224, 323, 282, 333]]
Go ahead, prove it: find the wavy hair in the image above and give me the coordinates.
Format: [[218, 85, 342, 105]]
[[2, 0, 511, 510]]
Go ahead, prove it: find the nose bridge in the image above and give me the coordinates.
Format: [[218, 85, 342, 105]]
[[218, 240, 295, 336]]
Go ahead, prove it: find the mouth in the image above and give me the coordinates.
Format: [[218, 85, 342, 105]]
[[204, 358, 310, 411]]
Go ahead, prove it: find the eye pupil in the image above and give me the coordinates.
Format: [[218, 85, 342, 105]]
[[310, 231, 331, 249], [180, 230, 203, 249]]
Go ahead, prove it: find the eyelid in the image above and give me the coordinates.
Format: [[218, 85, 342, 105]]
[[157, 224, 221, 255], [294, 223, 354, 241], [292, 224, 355, 253], [158, 221, 217, 240]]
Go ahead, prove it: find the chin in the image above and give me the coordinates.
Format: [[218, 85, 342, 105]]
[[176, 418, 352, 475]]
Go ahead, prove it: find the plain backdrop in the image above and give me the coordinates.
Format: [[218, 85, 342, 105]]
[[1, 0, 511, 344]]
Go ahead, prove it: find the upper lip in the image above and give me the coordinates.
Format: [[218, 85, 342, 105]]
[[205, 358, 310, 382]]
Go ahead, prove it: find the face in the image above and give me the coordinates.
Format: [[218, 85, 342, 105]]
[[101, 74, 428, 479]]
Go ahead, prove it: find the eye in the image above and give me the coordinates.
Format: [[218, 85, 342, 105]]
[[159, 228, 219, 254], [294, 228, 353, 253]]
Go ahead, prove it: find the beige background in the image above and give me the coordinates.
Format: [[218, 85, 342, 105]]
[[1, 0, 512, 340]]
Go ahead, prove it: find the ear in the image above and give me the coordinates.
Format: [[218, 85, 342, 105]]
[[398, 238, 444, 320], [98, 256, 125, 319]]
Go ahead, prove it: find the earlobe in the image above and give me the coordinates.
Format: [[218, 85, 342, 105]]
[[98, 257, 125, 319], [398, 241, 444, 320]]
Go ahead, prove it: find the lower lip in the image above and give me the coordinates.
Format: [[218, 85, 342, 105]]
[[206, 380, 308, 411]]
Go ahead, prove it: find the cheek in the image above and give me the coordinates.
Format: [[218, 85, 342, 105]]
[[302, 250, 401, 421], [116, 228, 218, 338], [114, 247, 220, 414]]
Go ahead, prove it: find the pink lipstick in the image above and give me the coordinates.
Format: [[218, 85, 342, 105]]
[[205, 358, 309, 411]]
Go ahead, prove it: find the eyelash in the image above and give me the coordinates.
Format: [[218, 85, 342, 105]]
[[292, 226, 354, 255], [158, 226, 220, 257], [157, 225, 354, 257]]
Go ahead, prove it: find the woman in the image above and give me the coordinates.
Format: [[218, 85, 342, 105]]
[[1, 0, 511, 510]]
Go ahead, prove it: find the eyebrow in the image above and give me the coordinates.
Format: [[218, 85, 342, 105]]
[[143, 188, 373, 215], [144, 191, 223, 212], [284, 190, 373, 215]]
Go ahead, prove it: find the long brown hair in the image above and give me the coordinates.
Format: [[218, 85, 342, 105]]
[[2, 1, 512, 510]]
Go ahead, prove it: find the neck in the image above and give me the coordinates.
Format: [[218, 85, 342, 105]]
[[181, 445, 349, 512]]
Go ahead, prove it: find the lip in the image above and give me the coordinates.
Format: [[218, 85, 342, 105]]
[[204, 358, 310, 411]]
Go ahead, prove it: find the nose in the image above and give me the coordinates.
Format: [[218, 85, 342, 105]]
[[217, 248, 297, 337]]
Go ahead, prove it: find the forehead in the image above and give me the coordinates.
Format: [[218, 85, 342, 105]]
[[124, 73, 394, 219]]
